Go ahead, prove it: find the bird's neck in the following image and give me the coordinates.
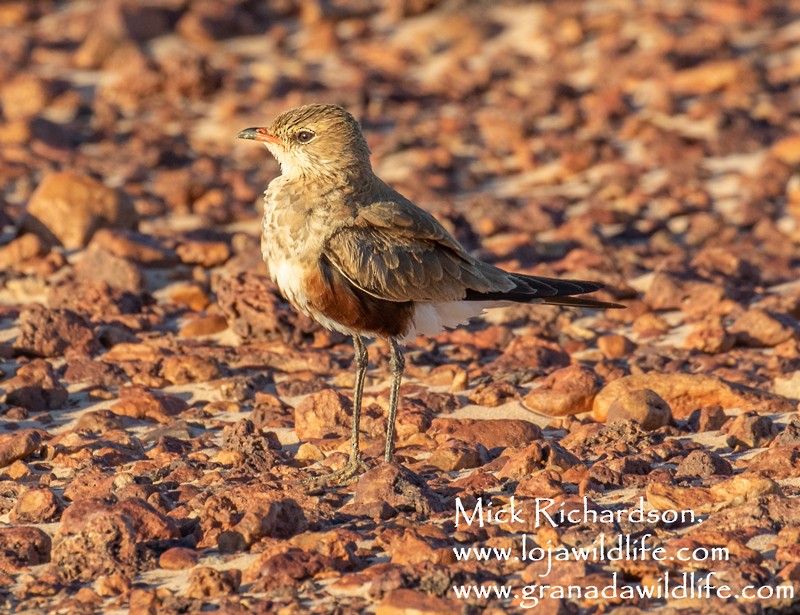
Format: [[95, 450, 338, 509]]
[[281, 159, 375, 187]]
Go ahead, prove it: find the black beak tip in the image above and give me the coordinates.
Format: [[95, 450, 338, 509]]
[[236, 128, 259, 140]]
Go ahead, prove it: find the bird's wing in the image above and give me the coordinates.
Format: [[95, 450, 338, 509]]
[[324, 193, 619, 306], [324, 197, 513, 303]]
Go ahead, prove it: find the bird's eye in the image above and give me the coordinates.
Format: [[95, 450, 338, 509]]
[[296, 130, 315, 144]]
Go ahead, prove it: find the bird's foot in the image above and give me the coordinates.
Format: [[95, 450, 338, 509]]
[[301, 454, 368, 489]]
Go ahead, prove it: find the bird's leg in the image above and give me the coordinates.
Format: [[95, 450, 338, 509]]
[[305, 335, 368, 487], [346, 334, 369, 469], [384, 338, 405, 462]]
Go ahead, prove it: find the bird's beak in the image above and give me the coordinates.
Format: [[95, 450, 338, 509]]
[[236, 127, 282, 145]]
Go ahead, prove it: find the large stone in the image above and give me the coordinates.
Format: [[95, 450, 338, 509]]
[[3, 360, 68, 411], [593, 373, 793, 420], [14, 304, 98, 357], [74, 246, 144, 292], [730, 308, 797, 347], [429, 418, 540, 451], [0, 74, 52, 121], [21, 171, 137, 249], [213, 272, 321, 343], [52, 498, 178, 582], [604, 388, 672, 430], [0, 430, 42, 468], [0, 527, 51, 572], [523, 364, 602, 416], [0, 234, 45, 268]]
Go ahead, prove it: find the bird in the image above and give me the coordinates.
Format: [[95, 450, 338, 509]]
[[237, 103, 622, 486]]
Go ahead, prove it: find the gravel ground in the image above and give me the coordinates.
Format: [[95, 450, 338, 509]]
[[1, 0, 800, 613]]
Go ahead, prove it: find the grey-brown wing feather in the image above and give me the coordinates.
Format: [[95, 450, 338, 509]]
[[324, 192, 615, 305]]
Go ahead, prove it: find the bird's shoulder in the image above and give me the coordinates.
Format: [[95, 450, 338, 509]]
[[347, 180, 464, 252]]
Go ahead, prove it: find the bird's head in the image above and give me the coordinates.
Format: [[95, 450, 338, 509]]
[[237, 104, 372, 181]]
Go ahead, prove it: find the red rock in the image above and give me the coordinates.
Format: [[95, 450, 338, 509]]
[[523, 364, 602, 416], [687, 405, 728, 432], [490, 335, 570, 374], [218, 494, 307, 552], [73, 409, 129, 435], [21, 171, 137, 249], [293, 388, 349, 440], [103, 343, 165, 364], [0, 527, 51, 572], [103, 0, 173, 41], [684, 317, 735, 354], [429, 418, 540, 451], [730, 309, 797, 347], [772, 134, 800, 165], [52, 498, 178, 581], [178, 314, 228, 337], [10, 487, 62, 523], [377, 589, 460, 615], [0, 429, 42, 467], [161, 354, 219, 384], [593, 373, 792, 420], [603, 388, 672, 430], [670, 59, 749, 94], [350, 463, 442, 519], [213, 272, 321, 343], [0, 74, 51, 120], [185, 566, 241, 598], [158, 547, 198, 570], [745, 446, 800, 479], [516, 470, 566, 499], [467, 381, 519, 406], [245, 549, 327, 592], [675, 449, 732, 478], [0, 233, 45, 268], [48, 278, 144, 317], [14, 304, 98, 357], [169, 283, 212, 311], [381, 527, 454, 566], [292, 389, 383, 440], [498, 441, 580, 480], [96, 572, 132, 596], [110, 388, 188, 423], [597, 334, 635, 359], [62, 467, 116, 502], [89, 228, 176, 266], [426, 439, 486, 472], [74, 246, 144, 293], [64, 357, 127, 388], [176, 239, 231, 267], [642, 272, 727, 315], [724, 412, 778, 450]]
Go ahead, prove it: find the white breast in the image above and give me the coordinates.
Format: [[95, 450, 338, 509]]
[[270, 258, 308, 308]]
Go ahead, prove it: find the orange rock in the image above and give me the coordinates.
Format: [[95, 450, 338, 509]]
[[523, 364, 602, 417], [179, 314, 228, 337], [159, 547, 199, 570], [604, 388, 672, 430], [22, 171, 137, 249], [593, 373, 793, 420], [772, 134, 800, 165], [670, 59, 747, 94], [597, 334, 635, 359], [377, 589, 460, 615]]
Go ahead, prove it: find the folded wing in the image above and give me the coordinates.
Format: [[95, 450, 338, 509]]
[[323, 195, 621, 308]]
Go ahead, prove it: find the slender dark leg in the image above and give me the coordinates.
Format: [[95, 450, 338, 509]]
[[305, 335, 368, 487], [385, 338, 405, 462], [347, 335, 368, 466]]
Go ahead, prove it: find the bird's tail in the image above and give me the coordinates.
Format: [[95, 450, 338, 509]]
[[465, 273, 625, 309]]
